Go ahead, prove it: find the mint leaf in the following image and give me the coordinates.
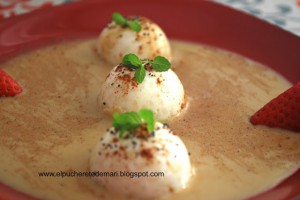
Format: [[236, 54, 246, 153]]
[[113, 112, 142, 137], [134, 66, 146, 84], [122, 54, 170, 84], [122, 53, 142, 69], [139, 109, 155, 132], [152, 56, 171, 72], [112, 110, 156, 138], [112, 12, 126, 26], [112, 12, 142, 32], [127, 20, 141, 32]]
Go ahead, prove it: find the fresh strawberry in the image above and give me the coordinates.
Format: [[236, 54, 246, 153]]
[[0, 69, 22, 97], [250, 82, 300, 132]]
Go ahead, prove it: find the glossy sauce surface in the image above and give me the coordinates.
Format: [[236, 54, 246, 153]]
[[0, 39, 299, 200]]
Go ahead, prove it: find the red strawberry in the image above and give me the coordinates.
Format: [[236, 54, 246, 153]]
[[0, 69, 22, 97], [250, 82, 300, 132]]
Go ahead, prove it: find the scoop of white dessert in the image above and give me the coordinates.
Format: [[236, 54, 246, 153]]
[[99, 61, 185, 120], [90, 119, 191, 199], [97, 15, 171, 65]]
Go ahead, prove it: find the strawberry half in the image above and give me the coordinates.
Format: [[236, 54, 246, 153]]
[[250, 82, 300, 132], [0, 69, 23, 97]]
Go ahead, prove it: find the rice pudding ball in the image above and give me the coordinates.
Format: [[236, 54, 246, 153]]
[[99, 62, 185, 120], [90, 121, 191, 199], [97, 15, 171, 65]]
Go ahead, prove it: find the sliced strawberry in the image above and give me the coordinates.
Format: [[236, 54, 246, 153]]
[[250, 82, 300, 132], [0, 69, 23, 97]]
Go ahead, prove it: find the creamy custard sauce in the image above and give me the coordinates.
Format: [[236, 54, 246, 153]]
[[0, 39, 299, 200]]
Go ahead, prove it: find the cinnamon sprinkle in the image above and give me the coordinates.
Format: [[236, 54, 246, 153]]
[[140, 148, 153, 160]]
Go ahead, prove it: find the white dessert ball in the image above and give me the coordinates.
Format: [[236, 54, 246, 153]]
[[99, 64, 185, 120], [97, 16, 171, 65], [90, 122, 191, 199]]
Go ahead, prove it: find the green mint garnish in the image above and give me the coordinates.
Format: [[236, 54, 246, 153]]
[[127, 20, 141, 32], [134, 66, 146, 84], [152, 56, 171, 72], [122, 54, 141, 69], [113, 112, 142, 138], [113, 109, 155, 138], [121, 53, 171, 84], [139, 109, 155, 133], [112, 12, 141, 32], [112, 12, 127, 26]]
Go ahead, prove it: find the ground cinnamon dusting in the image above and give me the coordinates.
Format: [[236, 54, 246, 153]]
[[112, 138, 119, 143], [156, 77, 163, 84], [140, 149, 153, 160], [0, 43, 100, 159], [116, 74, 138, 88], [180, 95, 187, 110], [0, 39, 299, 200]]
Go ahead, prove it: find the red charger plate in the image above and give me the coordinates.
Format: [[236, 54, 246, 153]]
[[0, 0, 299, 199]]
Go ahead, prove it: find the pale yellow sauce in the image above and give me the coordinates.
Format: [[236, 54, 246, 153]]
[[0, 39, 299, 200]]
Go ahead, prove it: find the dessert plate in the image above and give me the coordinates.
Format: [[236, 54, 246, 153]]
[[0, 0, 299, 199]]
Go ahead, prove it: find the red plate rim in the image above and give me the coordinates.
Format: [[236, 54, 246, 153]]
[[0, 0, 299, 200]]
